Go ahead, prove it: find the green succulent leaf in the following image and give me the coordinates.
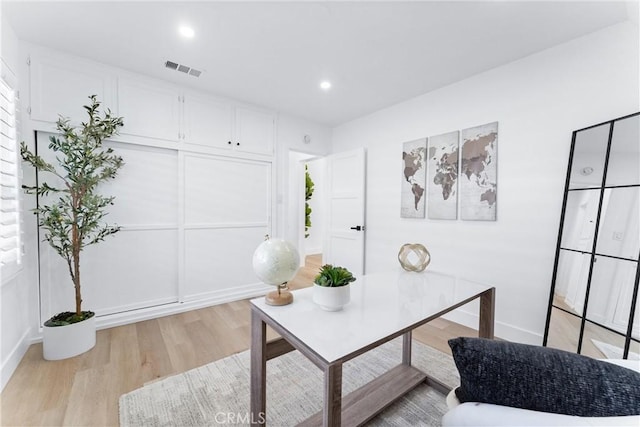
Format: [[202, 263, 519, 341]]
[[313, 264, 356, 287]]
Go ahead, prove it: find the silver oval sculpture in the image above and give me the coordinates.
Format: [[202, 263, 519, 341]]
[[398, 243, 431, 272]]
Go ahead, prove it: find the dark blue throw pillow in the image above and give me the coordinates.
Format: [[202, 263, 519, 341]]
[[448, 337, 640, 417]]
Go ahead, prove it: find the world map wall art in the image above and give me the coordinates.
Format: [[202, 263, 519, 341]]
[[401, 138, 427, 218], [400, 121, 498, 221]]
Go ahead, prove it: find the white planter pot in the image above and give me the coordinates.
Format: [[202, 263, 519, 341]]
[[313, 284, 351, 311], [43, 315, 96, 360]]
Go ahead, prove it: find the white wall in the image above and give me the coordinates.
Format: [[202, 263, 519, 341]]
[[331, 21, 640, 344]]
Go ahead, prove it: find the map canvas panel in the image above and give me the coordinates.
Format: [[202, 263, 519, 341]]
[[460, 122, 498, 221], [401, 138, 427, 218], [427, 131, 459, 220]]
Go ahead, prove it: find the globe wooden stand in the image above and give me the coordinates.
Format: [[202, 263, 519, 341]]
[[265, 283, 293, 306]]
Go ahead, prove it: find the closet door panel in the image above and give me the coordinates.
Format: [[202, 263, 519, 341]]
[[36, 133, 180, 321], [183, 226, 267, 298], [100, 142, 179, 225], [80, 229, 179, 315], [184, 155, 271, 225]]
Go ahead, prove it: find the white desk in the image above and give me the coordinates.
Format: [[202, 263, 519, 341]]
[[250, 270, 495, 426]]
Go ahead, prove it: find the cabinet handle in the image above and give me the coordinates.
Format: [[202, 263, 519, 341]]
[[236, 142, 240, 146], [228, 141, 232, 145]]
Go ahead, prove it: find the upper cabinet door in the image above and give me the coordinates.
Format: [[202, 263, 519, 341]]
[[234, 106, 275, 156], [183, 93, 233, 149], [117, 77, 181, 142], [29, 52, 115, 124]]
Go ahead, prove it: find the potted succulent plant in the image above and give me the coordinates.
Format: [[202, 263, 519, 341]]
[[20, 95, 124, 360], [312, 264, 356, 311]]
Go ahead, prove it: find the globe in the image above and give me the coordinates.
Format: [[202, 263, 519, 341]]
[[252, 235, 300, 288]]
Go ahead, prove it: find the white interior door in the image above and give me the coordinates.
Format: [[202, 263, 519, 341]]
[[324, 148, 366, 276]]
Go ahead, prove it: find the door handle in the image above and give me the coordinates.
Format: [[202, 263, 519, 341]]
[[350, 225, 364, 231]]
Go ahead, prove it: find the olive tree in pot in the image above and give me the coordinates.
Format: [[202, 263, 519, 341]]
[[312, 264, 356, 311], [21, 95, 124, 360]]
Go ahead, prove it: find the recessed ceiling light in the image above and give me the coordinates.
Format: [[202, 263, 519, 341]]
[[320, 81, 332, 91], [179, 25, 195, 39]]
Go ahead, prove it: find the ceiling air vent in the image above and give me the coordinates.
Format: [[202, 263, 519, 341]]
[[164, 60, 202, 78]]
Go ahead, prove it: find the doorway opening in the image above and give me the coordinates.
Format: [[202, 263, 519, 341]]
[[287, 151, 326, 269]]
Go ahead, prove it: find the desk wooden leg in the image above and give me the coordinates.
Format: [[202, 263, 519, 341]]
[[250, 308, 267, 425], [402, 331, 412, 365], [324, 364, 342, 427], [479, 287, 495, 339]]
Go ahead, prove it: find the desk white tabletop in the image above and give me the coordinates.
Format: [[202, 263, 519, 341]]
[[251, 269, 493, 363]]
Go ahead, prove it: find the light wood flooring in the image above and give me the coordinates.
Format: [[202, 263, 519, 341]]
[[0, 255, 478, 426]]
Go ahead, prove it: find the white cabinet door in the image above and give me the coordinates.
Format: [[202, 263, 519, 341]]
[[183, 93, 233, 149], [29, 52, 115, 124], [117, 77, 181, 142], [234, 106, 274, 156]]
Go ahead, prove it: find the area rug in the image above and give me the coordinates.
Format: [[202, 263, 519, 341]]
[[119, 338, 459, 426]]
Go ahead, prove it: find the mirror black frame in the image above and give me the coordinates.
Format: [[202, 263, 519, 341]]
[[543, 112, 640, 359]]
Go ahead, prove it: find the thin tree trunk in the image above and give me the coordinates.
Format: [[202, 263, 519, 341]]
[[72, 221, 82, 316]]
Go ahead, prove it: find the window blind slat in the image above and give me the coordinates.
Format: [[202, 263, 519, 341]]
[[0, 186, 17, 199], [1, 248, 18, 264], [0, 68, 21, 270], [0, 223, 17, 238], [0, 198, 17, 211]]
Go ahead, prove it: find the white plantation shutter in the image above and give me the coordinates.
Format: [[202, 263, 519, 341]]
[[0, 66, 22, 277]]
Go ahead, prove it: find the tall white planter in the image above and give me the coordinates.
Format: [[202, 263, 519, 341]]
[[313, 284, 351, 311], [43, 315, 96, 360]]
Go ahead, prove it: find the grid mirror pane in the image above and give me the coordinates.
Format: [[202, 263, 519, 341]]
[[560, 190, 600, 251], [606, 114, 640, 187], [595, 187, 640, 260], [568, 123, 609, 190]]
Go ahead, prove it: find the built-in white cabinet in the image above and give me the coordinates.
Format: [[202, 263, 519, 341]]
[[26, 45, 276, 329], [234, 106, 275, 156], [116, 82, 274, 156], [28, 51, 115, 124], [182, 97, 275, 156], [183, 93, 233, 149], [28, 48, 275, 158], [117, 77, 181, 142]]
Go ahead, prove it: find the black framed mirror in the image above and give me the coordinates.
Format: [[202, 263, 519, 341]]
[[543, 112, 640, 360]]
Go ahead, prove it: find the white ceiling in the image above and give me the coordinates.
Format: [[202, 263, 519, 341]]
[[2, 1, 634, 127]]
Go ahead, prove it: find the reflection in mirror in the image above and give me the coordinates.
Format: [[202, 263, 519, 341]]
[[582, 322, 629, 359], [554, 250, 590, 315], [560, 190, 600, 251], [629, 340, 640, 360], [546, 306, 580, 353], [607, 114, 640, 187], [596, 187, 640, 259], [569, 123, 609, 190], [585, 257, 637, 335]]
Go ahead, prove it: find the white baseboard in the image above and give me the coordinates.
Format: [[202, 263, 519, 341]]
[[305, 247, 322, 256], [1, 327, 32, 392], [443, 309, 543, 346], [30, 283, 272, 341]]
